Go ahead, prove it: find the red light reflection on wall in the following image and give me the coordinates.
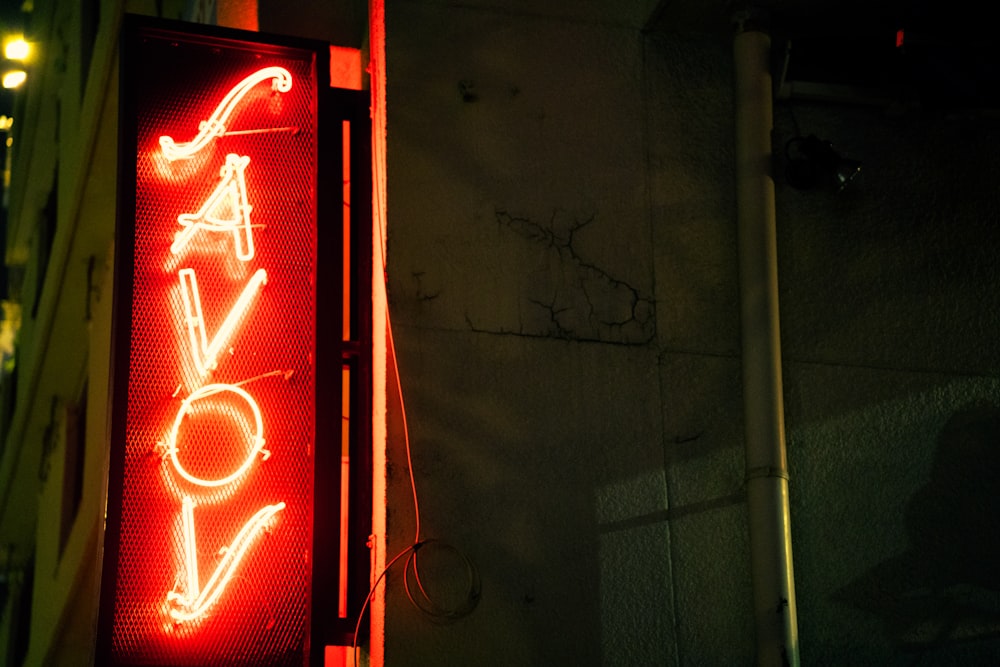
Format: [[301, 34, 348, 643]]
[[109, 38, 318, 666]]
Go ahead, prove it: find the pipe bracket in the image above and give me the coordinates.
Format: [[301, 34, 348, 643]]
[[745, 465, 790, 481]]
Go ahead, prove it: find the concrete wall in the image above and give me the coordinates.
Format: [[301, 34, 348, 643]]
[[383, 2, 676, 665], [382, 1, 1000, 665], [3, 0, 997, 663], [776, 97, 1000, 664]]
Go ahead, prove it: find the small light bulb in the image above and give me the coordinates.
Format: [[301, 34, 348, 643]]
[[4, 38, 29, 61], [2, 70, 26, 89]]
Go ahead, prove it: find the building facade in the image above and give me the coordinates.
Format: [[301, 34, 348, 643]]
[[2, 0, 999, 665]]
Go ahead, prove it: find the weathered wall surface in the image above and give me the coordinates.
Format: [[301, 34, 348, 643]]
[[775, 100, 1000, 664], [383, 2, 678, 665], [382, 1, 1000, 664], [645, 29, 756, 666]]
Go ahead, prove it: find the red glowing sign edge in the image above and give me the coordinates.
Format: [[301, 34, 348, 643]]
[[97, 16, 375, 667]]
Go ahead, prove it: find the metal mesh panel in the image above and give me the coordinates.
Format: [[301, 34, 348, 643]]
[[112, 32, 317, 666]]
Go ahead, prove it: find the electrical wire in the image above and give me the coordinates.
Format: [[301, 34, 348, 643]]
[[351, 542, 421, 666], [402, 539, 480, 622], [350, 305, 481, 666], [350, 178, 479, 667], [348, 43, 479, 661], [388, 313, 421, 546]]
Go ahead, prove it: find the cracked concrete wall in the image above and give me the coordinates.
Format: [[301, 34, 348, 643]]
[[384, 2, 673, 665], [382, 1, 1000, 665]]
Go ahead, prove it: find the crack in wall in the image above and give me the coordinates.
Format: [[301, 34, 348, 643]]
[[466, 207, 655, 344], [410, 270, 441, 302]]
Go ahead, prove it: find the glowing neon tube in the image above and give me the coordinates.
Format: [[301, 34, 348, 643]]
[[178, 267, 267, 377], [168, 501, 286, 622], [166, 383, 266, 488], [171, 153, 255, 261], [181, 496, 199, 602], [159, 67, 293, 161]]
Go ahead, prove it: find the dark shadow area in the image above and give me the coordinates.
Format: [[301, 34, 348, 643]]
[[836, 405, 1000, 656]]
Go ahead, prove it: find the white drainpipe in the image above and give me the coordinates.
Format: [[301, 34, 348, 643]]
[[732, 19, 800, 667]]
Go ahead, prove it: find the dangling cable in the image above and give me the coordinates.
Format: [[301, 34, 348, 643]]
[[350, 50, 479, 659], [387, 312, 421, 546], [403, 539, 480, 622], [350, 231, 480, 666], [350, 305, 480, 665]]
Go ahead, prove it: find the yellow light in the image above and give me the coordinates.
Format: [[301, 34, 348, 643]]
[[2, 70, 26, 89], [4, 38, 29, 61]]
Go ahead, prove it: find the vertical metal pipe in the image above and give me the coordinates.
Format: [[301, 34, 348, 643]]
[[732, 20, 800, 667]]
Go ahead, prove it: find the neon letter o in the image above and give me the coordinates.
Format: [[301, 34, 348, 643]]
[[167, 383, 266, 488]]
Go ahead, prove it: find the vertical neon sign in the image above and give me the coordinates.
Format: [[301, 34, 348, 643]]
[[98, 19, 343, 666]]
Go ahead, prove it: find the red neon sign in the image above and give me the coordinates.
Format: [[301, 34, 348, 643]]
[[101, 25, 321, 665]]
